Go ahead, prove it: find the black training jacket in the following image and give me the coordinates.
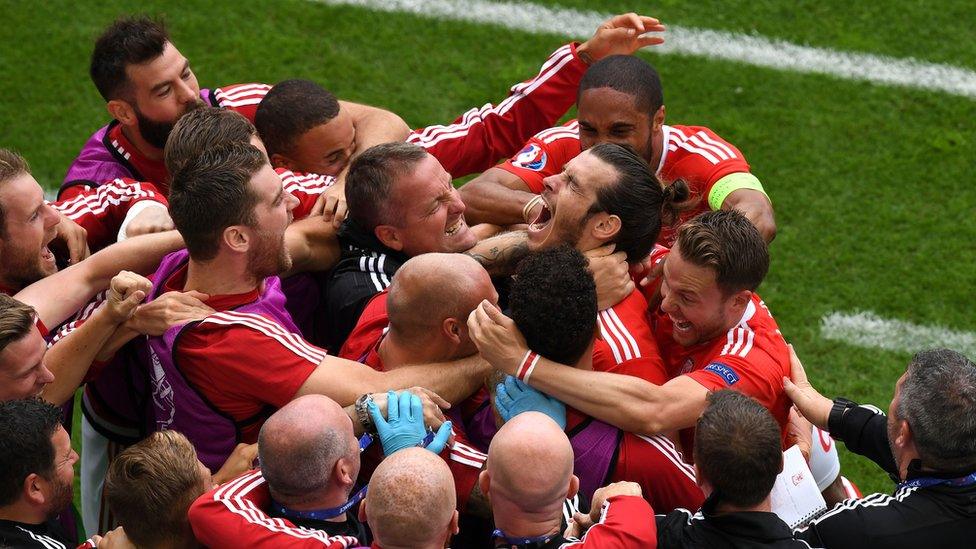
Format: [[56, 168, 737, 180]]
[[794, 399, 976, 548]]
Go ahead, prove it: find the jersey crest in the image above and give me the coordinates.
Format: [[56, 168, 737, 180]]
[[512, 143, 548, 171]]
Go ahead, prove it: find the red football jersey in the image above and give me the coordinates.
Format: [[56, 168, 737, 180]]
[[161, 265, 323, 443], [593, 289, 667, 384], [570, 291, 703, 513], [653, 293, 792, 451], [188, 470, 360, 549], [406, 43, 588, 179], [52, 177, 168, 251], [496, 121, 751, 244], [275, 168, 336, 220]]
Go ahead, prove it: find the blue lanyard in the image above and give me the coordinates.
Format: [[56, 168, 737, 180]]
[[269, 434, 375, 522], [492, 529, 558, 548], [272, 484, 368, 522], [899, 471, 976, 490]]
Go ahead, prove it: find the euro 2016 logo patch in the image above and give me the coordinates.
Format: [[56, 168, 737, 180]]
[[512, 143, 548, 171], [704, 362, 740, 386]]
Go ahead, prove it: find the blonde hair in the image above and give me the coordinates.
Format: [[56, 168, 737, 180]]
[[105, 431, 207, 548]]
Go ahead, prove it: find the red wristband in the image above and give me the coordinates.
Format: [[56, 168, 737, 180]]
[[516, 350, 540, 383]]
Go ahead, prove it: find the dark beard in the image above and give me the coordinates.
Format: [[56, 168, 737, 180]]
[[135, 100, 203, 149], [44, 476, 73, 521]]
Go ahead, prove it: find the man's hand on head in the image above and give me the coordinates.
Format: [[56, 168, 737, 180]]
[[576, 13, 666, 64], [495, 376, 566, 428], [467, 300, 528, 376], [783, 344, 833, 429], [586, 244, 634, 310]]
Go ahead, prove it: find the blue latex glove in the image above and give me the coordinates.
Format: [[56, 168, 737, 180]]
[[368, 391, 452, 456], [495, 376, 566, 429]]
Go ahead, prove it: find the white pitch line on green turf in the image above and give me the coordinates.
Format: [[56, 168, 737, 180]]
[[313, 0, 976, 100], [821, 312, 976, 358]]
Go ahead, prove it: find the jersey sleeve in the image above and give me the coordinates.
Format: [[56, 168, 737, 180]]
[[210, 83, 272, 123], [406, 43, 587, 178], [684, 345, 788, 429], [662, 126, 751, 203], [52, 178, 168, 251], [494, 121, 581, 194], [564, 495, 657, 548], [178, 314, 324, 417], [276, 169, 336, 220], [189, 470, 359, 549]]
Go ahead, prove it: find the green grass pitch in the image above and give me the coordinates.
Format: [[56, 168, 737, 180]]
[[2, 0, 974, 507]]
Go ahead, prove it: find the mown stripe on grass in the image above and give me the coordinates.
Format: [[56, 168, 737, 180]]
[[821, 312, 976, 358], [312, 0, 976, 100]]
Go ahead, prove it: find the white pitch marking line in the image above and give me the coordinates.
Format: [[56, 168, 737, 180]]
[[312, 0, 976, 100], [821, 311, 976, 357]]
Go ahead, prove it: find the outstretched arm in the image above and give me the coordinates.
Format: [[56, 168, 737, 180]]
[[467, 300, 707, 434], [282, 215, 341, 276], [722, 188, 776, 243], [459, 167, 540, 226], [295, 354, 490, 407]]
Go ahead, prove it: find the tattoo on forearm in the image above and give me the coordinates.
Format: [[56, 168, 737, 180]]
[[467, 240, 529, 276]]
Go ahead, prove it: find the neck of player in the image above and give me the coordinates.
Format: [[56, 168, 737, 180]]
[[184, 257, 262, 297]]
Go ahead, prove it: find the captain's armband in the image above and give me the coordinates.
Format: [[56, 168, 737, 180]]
[[707, 172, 768, 211]]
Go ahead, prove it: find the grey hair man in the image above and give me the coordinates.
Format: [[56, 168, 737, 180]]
[[786, 347, 976, 548]]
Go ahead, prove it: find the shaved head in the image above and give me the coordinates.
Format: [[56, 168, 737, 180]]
[[486, 412, 576, 513], [364, 448, 457, 549], [258, 395, 358, 505], [386, 253, 496, 353]]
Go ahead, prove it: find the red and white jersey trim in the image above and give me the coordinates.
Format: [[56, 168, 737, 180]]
[[53, 178, 161, 219], [719, 300, 758, 358], [536, 120, 580, 144], [200, 311, 328, 364], [635, 434, 697, 483], [407, 44, 576, 149], [212, 471, 358, 547], [214, 83, 272, 108], [597, 307, 642, 363], [667, 126, 739, 165], [278, 170, 336, 194], [450, 434, 488, 469]]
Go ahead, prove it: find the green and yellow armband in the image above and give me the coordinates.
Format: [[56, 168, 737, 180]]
[[707, 172, 769, 211]]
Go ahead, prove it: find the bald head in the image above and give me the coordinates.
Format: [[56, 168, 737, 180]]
[[486, 412, 575, 513], [387, 253, 496, 349], [364, 448, 457, 549], [258, 395, 358, 504]]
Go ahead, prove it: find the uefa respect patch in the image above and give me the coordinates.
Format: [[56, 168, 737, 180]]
[[512, 143, 548, 171], [704, 362, 740, 386]]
